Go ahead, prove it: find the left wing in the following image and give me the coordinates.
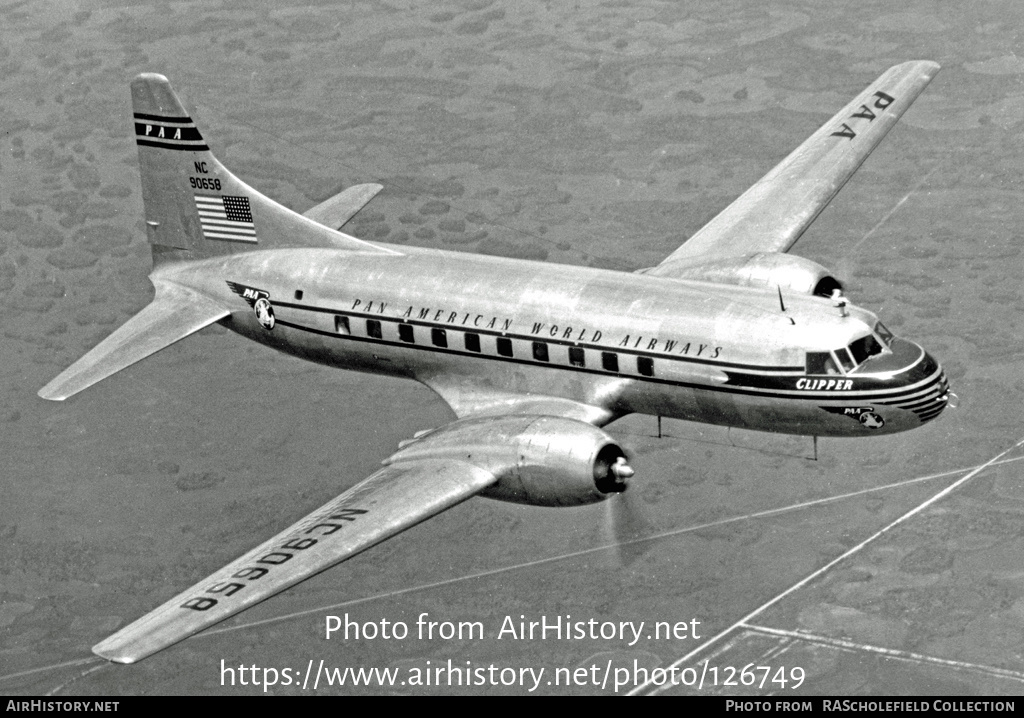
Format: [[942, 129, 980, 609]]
[[94, 457, 495, 663], [648, 61, 939, 278]]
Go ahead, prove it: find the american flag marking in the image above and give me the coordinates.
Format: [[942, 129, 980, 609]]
[[195, 195, 257, 243]]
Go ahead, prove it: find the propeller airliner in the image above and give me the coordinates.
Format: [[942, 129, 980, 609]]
[[39, 61, 949, 663]]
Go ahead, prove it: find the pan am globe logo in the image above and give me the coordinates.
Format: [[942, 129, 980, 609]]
[[821, 406, 885, 430], [253, 296, 275, 330], [225, 281, 275, 330], [859, 411, 884, 429]]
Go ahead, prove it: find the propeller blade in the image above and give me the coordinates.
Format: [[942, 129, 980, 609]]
[[602, 488, 653, 567]]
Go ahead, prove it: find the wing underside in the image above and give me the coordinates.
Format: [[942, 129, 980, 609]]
[[94, 458, 496, 663], [648, 60, 940, 278]]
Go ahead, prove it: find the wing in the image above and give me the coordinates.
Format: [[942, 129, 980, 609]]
[[38, 280, 230, 401], [648, 61, 939, 278], [302, 183, 384, 230], [92, 378, 623, 663], [93, 458, 495, 663]]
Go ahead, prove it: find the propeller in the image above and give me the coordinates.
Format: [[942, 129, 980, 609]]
[[600, 458, 654, 567]]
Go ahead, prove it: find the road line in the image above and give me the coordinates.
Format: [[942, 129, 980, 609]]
[[45, 662, 109, 697], [0, 657, 102, 684], [630, 435, 1024, 695], [847, 165, 938, 255], [743, 623, 1024, 683]]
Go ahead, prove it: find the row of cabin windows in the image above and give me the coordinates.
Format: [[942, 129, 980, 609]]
[[347, 317, 657, 377]]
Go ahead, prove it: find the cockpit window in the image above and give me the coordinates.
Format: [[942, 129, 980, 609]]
[[875, 322, 894, 347], [848, 334, 883, 364], [808, 331, 889, 376], [806, 352, 840, 375], [834, 348, 855, 373]]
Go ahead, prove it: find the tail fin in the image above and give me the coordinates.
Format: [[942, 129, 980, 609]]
[[131, 73, 396, 264], [38, 75, 398, 401]]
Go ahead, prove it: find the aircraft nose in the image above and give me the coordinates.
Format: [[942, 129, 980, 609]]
[[907, 349, 951, 424], [919, 368, 951, 423], [870, 341, 950, 424]]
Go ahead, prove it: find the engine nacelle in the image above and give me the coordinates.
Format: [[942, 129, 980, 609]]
[[664, 253, 843, 297], [386, 414, 632, 507]]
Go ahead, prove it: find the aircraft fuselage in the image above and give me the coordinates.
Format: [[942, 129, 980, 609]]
[[163, 243, 948, 439]]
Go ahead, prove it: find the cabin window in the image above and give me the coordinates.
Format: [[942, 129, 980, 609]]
[[532, 342, 549, 362], [398, 323, 415, 343], [834, 348, 855, 373], [496, 337, 513, 357], [637, 356, 654, 377], [848, 334, 882, 364], [806, 351, 839, 375], [569, 347, 585, 367], [432, 328, 448, 348], [366, 319, 382, 339], [294, 290, 304, 301], [602, 352, 619, 372], [334, 316, 350, 335], [465, 332, 481, 353]]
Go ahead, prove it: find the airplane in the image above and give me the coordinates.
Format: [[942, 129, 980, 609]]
[[39, 60, 949, 664]]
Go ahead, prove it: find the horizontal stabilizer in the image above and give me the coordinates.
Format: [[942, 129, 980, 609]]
[[38, 281, 230, 401], [303, 183, 384, 230]]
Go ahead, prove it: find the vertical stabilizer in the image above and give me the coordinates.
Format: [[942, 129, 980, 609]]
[[130, 73, 397, 264]]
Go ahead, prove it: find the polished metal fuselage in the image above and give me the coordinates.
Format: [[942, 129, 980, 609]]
[[165, 242, 948, 438]]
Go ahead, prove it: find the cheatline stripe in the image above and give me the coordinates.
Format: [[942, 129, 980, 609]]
[[262, 299, 948, 405], [267, 316, 946, 414], [728, 373, 945, 403], [872, 379, 945, 405], [132, 112, 194, 124], [896, 394, 945, 411], [905, 403, 944, 417], [136, 138, 210, 151], [888, 383, 944, 400]]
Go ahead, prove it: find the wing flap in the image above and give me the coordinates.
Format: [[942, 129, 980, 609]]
[[649, 61, 940, 277], [92, 459, 495, 663], [303, 183, 384, 230], [38, 280, 230, 401]]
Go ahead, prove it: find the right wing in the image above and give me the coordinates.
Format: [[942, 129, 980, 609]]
[[93, 457, 495, 663], [648, 61, 939, 278], [303, 183, 384, 230]]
